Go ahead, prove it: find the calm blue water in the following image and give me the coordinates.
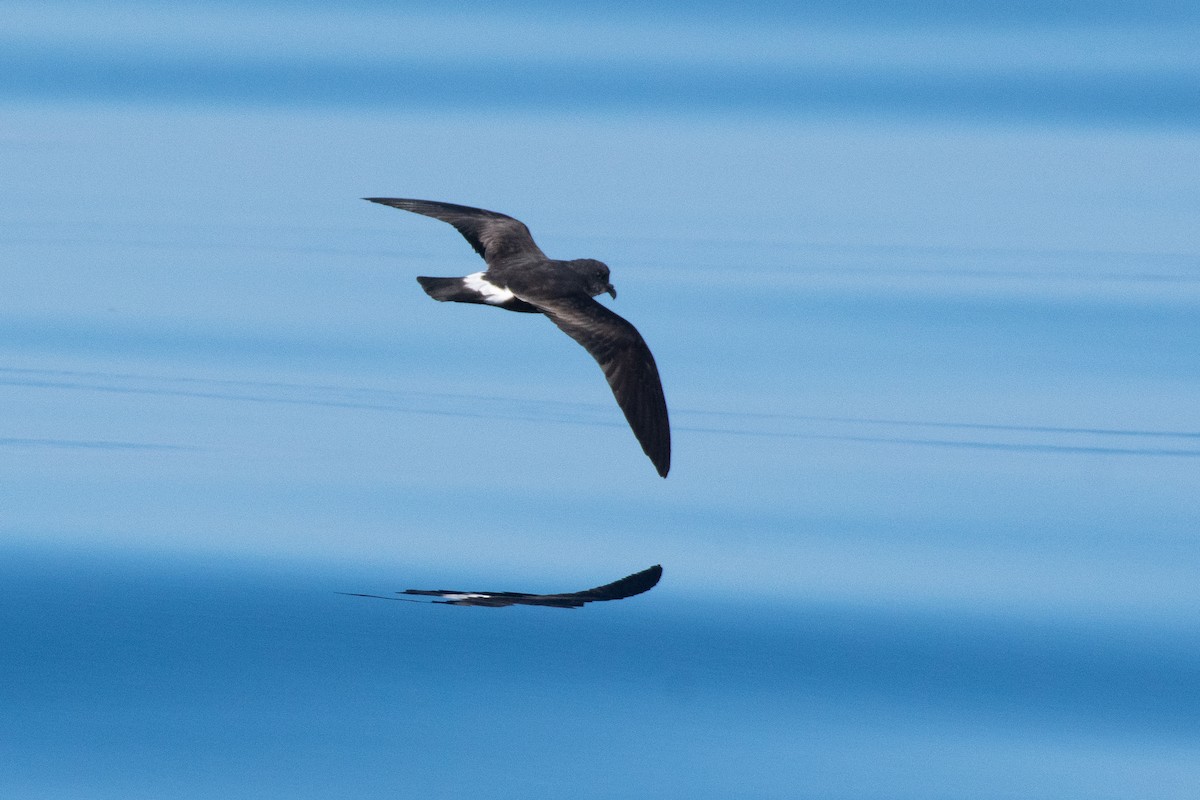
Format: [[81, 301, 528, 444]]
[[3, 2, 1199, 797]]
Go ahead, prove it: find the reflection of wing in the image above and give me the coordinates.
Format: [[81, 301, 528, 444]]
[[530, 294, 670, 477], [342, 565, 663, 609], [365, 198, 545, 265], [335, 592, 424, 603]]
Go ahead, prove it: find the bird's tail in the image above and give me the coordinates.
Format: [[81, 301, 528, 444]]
[[415, 275, 541, 313], [416, 276, 471, 303]]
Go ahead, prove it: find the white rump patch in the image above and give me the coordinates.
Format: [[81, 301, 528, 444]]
[[463, 272, 516, 304], [442, 593, 492, 601]]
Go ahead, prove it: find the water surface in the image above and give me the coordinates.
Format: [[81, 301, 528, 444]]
[[2, 3, 1199, 797]]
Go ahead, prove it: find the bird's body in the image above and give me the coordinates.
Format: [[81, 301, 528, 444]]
[[367, 197, 671, 477]]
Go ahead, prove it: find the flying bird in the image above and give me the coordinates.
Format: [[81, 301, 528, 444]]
[[339, 564, 663, 608], [366, 197, 670, 477]]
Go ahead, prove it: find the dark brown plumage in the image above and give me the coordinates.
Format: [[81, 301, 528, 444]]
[[367, 197, 670, 477]]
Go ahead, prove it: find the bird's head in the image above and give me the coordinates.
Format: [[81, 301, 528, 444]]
[[570, 259, 616, 299]]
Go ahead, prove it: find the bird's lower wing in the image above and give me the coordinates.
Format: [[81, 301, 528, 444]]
[[532, 294, 671, 477]]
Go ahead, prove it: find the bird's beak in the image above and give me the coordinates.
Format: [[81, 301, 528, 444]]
[[606, 284, 617, 299]]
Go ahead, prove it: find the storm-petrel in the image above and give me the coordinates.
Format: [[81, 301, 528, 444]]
[[366, 198, 670, 477], [339, 564, 663, 608]]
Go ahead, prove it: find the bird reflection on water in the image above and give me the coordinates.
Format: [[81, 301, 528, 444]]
[[339, 564, 662, 608]]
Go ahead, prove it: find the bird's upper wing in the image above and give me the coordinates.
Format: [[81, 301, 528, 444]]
[[365, 198, 545, 265], [529, 294, 671, 477]]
